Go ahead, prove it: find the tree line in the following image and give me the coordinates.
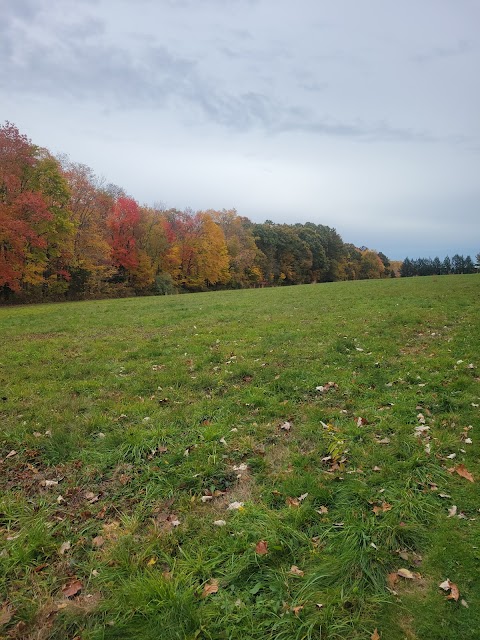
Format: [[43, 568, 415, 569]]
[[3, 121, 469, 304], [400, 255, 479, 277]]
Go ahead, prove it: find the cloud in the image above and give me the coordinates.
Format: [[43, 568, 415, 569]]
[[0, 10, 441, 147], [412, 40, 471, 63]]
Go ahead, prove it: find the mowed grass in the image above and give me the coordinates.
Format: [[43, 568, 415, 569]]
[[1, 275, 479, 640]]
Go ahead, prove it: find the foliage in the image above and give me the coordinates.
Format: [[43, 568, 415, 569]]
[[400, 254, 478, 277], [0, 121, 413, 304]]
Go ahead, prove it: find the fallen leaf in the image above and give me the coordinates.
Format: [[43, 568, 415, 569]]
[[62, 579, 83, 598], [387, 572, 399, 589], [147, 557, 157, 566], [0, 605, 14, 626], [356, 416, 369, 426], [5, 450, 17, 459], [376, 437, 390, 444], [372, 466, 381, 472], [92, 536, 104, 548], [286, 496, 300, 507], [202, 579, 219, 597], [292, 605, 304, 616], [289, 565, 304, 577], [397, 568, 415, 580], [316, 506, 329, 514], [213, 520, 226, 527], [461, 599, 469, 608], [280, 421, 292, 431], [447, 505, 457, 517], [454, 464, 474, 483], [227, 501, 244, 510], [255, 540, 268, 555], [232, 463, 248, 472], [447, 583, 460, 601], [371, 629, 381, 640], [59, 541, 71, 555], [41, 479, 58, 487], [297, 493, 309, 502], [373, 502, 392, 515]]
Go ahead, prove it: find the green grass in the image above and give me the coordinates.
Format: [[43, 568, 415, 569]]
[[1, 275, 479, 639]]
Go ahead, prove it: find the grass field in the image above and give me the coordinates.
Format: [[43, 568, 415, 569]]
[[1, 275, 479, 639]]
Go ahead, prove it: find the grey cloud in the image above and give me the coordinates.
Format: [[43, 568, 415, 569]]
[[412, 40, 471, 63], [0, 15, 442, 147], [1, 0, 477, 158], [3, 0, 41, 20]]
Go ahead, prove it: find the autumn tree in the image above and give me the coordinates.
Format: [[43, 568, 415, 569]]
[[166, 209, 229, 291], [0, 123, 74, 298], [358, 250, 385, 279], [209, 209, 261, 287], [60, 158, 114, 295], [107, 196, 155, 291]]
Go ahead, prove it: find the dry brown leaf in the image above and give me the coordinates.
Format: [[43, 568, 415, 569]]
[[440, 579, 460, 601], [42, 479, 58, 487], [373, 502, 392, 515], [0, 605, 14, 626], [397, 568, 415, 580], [447, 583, 460, 601], [202, 579, 219, 598], [227, 501, 244, 510], [454, 464, 474, 483], [62, 579, 83, 598], [92, 535, 104, 548], [316, 506, 329, 514], [439, 579, 451, 591], [286, 496, 300, 507], [255, 540, 268, 555], [59, 541, 71, 555], [5, 450, 17, 459], [292, 605, 304, 616], [289, 565, 304, 577], [387, 572, 399, 589], [371, 629, 381, 640]]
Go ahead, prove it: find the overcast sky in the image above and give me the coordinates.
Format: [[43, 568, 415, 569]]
[[1, 0, 479, 259]]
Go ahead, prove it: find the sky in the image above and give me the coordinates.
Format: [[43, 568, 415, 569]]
[[1, 0, 479, 260]]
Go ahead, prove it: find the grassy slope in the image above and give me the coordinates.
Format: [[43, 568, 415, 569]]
[[0, 275, 479, 639]]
